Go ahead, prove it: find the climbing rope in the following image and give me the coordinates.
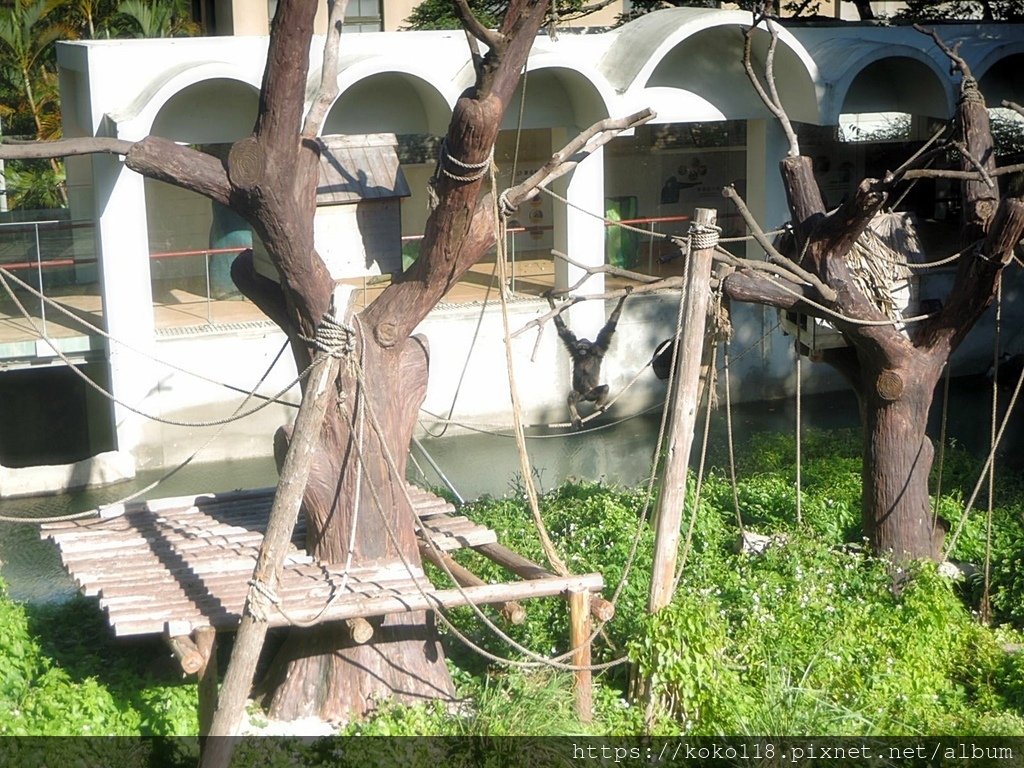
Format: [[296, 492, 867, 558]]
[[0, 264, 300, 408], [795, 317, 803, 525], [493, 165, 570, 578], [981, 279, 1002, 622], [0, 267, 311, 428], [0, 337, 292, 525], [931, 363, 952, 537]]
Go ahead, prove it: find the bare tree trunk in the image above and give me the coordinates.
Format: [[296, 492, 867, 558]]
[[259, 331, 455, 721], [856, 361, 945, 561]]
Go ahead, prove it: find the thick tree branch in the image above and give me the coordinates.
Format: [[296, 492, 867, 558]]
[[722, 184, 837, 302], [1004, 100, 1024, 118], [915, 24, 974, 80], [549, 248, 662, 293], [884, 124, 949, 184], [952, 140, 996, 189], [454, 0, 504, 51], [302, 0, 348, 138], [901, 164, 1024, 182], [490, 0, 549, 103], [126, 137, 233, 206], [721, 268, 815, 311], [0, 137, 133, 160], [743, 17, 799, 157], [917, 197, 1024, 355], [503, 109, 655, 210], [254, 0, 319, 148]]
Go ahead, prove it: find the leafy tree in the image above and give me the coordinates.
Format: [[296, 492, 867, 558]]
[[404, 0, 501, 29], [405, 0, 617, 29], [0, 0, 74, 205], [895, 0, 1024, 21], [113, 0, 199, 37], [0, 0, 73, 141]]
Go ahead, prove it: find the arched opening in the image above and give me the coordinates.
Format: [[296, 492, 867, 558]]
[[146, 78, 263, 330]]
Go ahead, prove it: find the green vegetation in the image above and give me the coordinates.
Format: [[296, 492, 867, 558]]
[[1, 429, 1022, 742], [0, 0, 198, 209]]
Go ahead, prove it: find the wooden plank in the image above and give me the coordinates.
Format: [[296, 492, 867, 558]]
[[99, 571, 426, 612], [109, 572, 605, 637]]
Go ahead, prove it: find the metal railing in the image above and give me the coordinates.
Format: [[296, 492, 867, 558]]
[[0, 219, 100, 342]]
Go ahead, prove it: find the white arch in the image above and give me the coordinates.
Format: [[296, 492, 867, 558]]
[[109, 62, 262, 142], [498, 54, 618, 130], [601, 8, 820, 123], [326, 57, 459, 136], [810, 40, 955, 122]]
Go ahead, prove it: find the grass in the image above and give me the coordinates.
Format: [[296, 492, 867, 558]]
[[0, 428, 1022, 746]]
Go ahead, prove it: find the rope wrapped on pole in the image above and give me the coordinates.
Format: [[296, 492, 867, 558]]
[[199, 284, 356, 768]]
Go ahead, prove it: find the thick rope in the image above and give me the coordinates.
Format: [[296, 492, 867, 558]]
[[0, 264, 300, 408], [795, 317, 803, 525], [493, 167, 570, 578], [438, 137, 494, 183], [0, 268, 312, 428], [0, 338, 291, 525], [724, 344, 744, 534], [981, 279, 1002, 622], [688, 221, 722, 252], [931, 363, 951, 537]]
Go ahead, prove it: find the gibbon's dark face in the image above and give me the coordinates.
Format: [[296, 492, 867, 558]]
[[576, 341, 593, 357]]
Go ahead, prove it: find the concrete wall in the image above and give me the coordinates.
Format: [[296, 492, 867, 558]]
[[43, 14, 1024, 473]]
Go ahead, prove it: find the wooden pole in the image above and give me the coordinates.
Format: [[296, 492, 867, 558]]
[[647, 208, 717, 614], [195, 627, 218, 753], [568, 587, 593, 723], [199, 285, 354, 768]]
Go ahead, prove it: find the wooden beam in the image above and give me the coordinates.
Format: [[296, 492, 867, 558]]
[[420, 544, 526, 625], [200, 285, 354, 768], [166, 632, 205, 675], [475, 541, 614, 622], [195, 627, 218, 754], [648, 208, 717, 614]]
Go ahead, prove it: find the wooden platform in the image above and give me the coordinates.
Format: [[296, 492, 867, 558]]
[[41, 484, 603, 638]]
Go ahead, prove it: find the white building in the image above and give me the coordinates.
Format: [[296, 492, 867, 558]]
[[1, 9, 1021, 482]]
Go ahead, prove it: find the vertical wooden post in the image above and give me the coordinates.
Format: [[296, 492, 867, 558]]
[[195, 627, 218, 753], [568, 588, 593, 723], [199, 285, 354, 768], [647, 208, 717, 614]]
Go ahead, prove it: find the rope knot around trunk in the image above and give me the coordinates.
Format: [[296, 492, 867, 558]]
[[300, 313, 356, 359]]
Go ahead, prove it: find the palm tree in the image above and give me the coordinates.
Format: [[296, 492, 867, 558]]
[[0, 0, 75, 205], [114, 0, 199, 37]]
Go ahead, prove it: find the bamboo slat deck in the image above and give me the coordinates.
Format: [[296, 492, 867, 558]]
[[41, 484, 602, 638]]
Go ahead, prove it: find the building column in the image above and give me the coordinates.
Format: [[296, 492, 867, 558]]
[[744, 119, 791, 260], [92, 153, 157, 461], [742, 118, 801, 399], [552, 128, 606, 336]]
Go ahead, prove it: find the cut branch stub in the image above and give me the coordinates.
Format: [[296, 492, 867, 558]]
[[228, 137, 265, 189], [876, 370, 904, 401]]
